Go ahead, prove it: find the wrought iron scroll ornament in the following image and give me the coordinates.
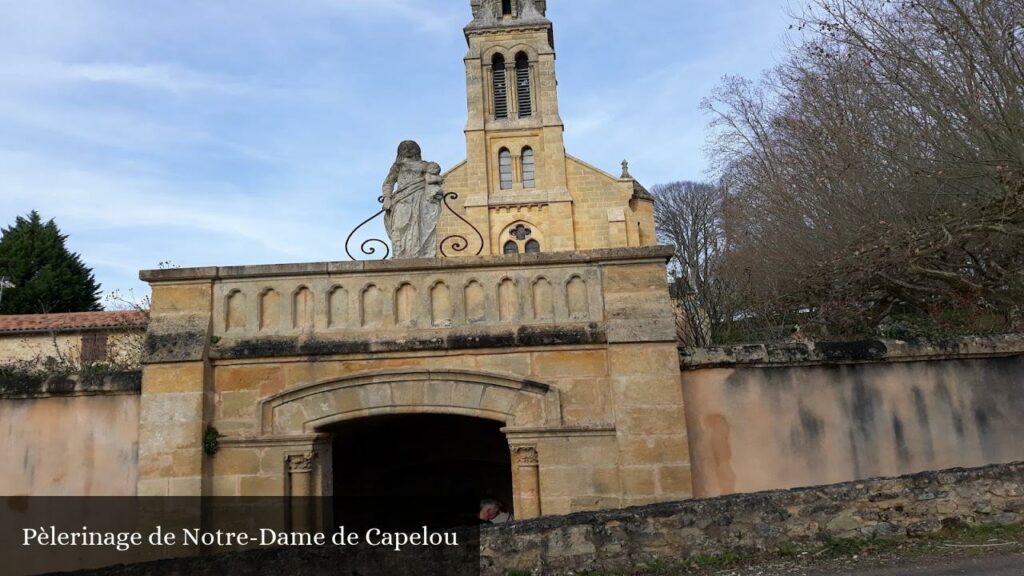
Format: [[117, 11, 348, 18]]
[[439, 192, 485, 257], [345, 192, 484, 260], [345, 195, 391, 261]]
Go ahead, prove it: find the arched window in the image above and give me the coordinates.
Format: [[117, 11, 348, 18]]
[[515, 53, 532, 118], [521, 147, 536, 189], [503, 241, 519, 255], [498, 148, 513, 190], [502, 0, 513, 16], [492, 54, 508, 119], [525, 239, 541, 254]]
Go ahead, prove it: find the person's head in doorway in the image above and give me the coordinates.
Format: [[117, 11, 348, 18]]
[[479, 499, 502, 523], [479, 498, 513, 524]]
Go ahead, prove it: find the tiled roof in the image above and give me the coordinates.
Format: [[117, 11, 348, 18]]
[[0, 311, 149, 335]]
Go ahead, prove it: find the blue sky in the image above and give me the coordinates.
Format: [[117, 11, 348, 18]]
[[0, 0, 792, 303]]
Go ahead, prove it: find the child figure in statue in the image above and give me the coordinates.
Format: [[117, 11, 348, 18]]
[[381, 141, 444, 259]]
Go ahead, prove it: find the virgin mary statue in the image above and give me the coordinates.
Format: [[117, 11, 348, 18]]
[[381, 141, 443, 259]]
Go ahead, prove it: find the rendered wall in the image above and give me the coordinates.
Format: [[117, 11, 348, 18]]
[[0, 375, 140, 496], [682, 337, 1024, 498]]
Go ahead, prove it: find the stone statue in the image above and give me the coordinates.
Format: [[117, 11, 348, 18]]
[[382, 140, 444, 259]]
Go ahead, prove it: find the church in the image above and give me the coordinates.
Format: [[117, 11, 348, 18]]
[[132, 0, 690, 526]]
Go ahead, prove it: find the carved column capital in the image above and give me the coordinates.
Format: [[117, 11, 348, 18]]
[[511, 444, 539, 466], [286, 452, 316, 474]]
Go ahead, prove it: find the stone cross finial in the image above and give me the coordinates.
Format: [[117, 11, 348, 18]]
[[621, 160, 632, 179]]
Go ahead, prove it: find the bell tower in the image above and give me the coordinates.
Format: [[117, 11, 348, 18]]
[[440, 0, 656, 256]]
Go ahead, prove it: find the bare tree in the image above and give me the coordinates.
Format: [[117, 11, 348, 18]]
[[702, 0, 1024, 339], [652, 182, 741, 346]]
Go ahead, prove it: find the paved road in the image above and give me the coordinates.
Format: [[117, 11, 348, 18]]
[[818, 554, 1024, 575]]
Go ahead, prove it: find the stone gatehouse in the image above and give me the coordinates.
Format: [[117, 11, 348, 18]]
[[139, 248, 689, 523]]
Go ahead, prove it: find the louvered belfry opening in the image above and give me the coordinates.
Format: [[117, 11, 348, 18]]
[[499, 148, 513, 190], [492, 54, 509, 119], [515, 52, 532, 118]]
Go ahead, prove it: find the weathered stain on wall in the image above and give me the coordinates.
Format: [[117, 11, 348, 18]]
[[0, 390, 140, 496], [682, 337, 1024, 498]]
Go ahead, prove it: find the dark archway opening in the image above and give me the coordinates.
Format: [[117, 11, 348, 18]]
[[326, 414, 513, 531]]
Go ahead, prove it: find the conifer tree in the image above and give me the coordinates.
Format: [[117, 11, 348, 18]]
[[0, 211, 102, 314]]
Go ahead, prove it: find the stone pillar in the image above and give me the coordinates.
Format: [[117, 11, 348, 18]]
[[287, 452, 316, 532], [136, 276, 216, 497], [511, 444, 541, 519], [604, 259, 693, 506]]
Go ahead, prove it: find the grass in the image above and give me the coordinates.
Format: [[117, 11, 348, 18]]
[[690, 551, 752, 569]]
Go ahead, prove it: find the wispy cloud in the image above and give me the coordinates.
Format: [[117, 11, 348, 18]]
[[311, 0, 464, 34], [0, 0, 793, 304]]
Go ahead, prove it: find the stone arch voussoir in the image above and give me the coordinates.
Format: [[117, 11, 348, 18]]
[[259, 369, 560, 435]]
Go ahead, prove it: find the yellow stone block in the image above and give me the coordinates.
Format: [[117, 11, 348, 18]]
[[239, 475, 284, 497], [618, 405, 688, 435], [620, 466, 656, 494], [143, 363, 204, 394], [657, 464, 694, 496], [151, 284, 212, 314], [211, 476, 241, 497], [608, 345, 679, 376], [619, 434, 690, 466], [216, 365, 282, 393], [531, 350, 607, 378], [603, 264, 667, 293], [218, 390, 257, 420], [213, 448, 262, 476], [613, 375, 686, 406]]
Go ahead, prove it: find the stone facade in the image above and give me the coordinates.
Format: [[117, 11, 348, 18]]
[[136, 247, 691, 517], [481, 461, 1024, 574]]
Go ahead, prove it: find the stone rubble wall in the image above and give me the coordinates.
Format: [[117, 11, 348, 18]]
[[481, 462, 1024, 575]]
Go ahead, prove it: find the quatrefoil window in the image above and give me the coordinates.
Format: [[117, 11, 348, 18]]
[[510, 225, 533, 241]]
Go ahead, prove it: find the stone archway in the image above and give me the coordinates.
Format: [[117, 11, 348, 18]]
[[326, 413, 512, 529], [258, 369, 560, 519]]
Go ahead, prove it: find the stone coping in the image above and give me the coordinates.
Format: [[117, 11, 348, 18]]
[[481, 461, 1024, 575], [139, 246, 675, 283], [0, 370, 141, 398], [680, 333, 1024, 369], [487, 460, 1024, 535]]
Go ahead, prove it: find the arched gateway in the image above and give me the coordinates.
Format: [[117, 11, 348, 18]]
[[259, 369, 556, 523], [137, 248, 691, 524]]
